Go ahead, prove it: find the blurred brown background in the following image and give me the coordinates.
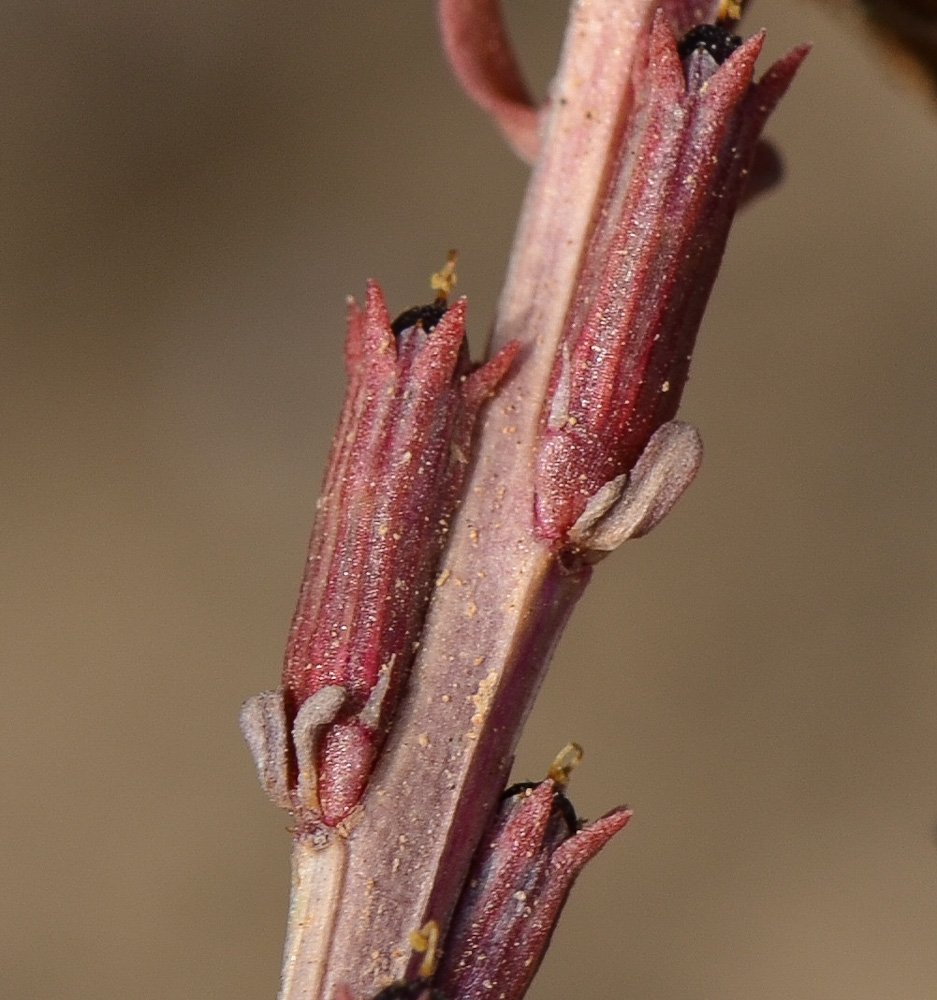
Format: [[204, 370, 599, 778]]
[[3, 3, 936, 998]]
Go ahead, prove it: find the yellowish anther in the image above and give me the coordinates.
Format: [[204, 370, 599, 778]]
[[547, 742, 584, 788], [408, 919, 441, 978], [717, 0, 744, 25], [430, 250, 459, 302]]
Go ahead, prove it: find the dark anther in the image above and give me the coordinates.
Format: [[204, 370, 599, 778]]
[[501, 780, 539, 799], [370, 981, 447, 1000], [501, 781, 580, 834], [390, 302, 449, 337], [677, 24, 743, 64]]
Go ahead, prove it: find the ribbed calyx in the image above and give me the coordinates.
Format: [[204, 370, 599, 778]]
[[242, 282, 516, 828], [534, 17, 808, 545], [434, 779, 631, 1000]]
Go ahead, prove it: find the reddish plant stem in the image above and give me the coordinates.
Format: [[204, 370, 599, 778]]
[[319, 4, 656, 995]]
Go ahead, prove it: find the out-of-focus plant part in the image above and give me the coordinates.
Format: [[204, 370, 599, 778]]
[[819, 0, 937, 99], [436, 0, 540, 161], [240, 4, 806, 1000]]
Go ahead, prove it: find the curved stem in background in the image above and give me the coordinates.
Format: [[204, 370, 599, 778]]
[[437, 0, 540, 161]]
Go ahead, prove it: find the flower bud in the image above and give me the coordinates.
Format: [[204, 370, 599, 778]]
[[534, 16, 808, 542], [434, 780, 631, 1000], [242, 281, 516, 826]]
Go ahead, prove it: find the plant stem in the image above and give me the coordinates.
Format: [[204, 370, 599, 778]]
[[317, 4, 653, 996]]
